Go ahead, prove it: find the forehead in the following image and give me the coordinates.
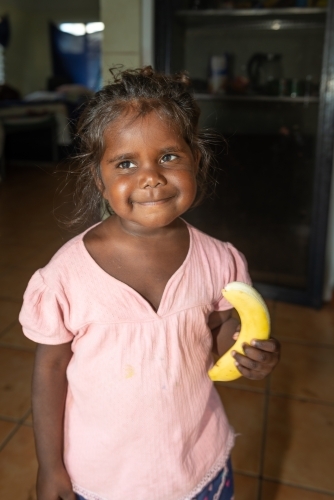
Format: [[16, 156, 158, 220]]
[[103, 109, 185, 149]]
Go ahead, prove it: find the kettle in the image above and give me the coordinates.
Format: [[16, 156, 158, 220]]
[[247, 53, 282, 94]]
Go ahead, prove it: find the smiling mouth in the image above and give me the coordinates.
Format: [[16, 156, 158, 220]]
[[134, 196, 174, 206]]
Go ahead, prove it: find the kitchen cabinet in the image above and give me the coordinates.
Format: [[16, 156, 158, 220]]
[[155, 0, 334, 306]]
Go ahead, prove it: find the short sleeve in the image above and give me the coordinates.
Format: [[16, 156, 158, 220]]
[[213, 244, 252, 311], [19, 270, 74, 345]]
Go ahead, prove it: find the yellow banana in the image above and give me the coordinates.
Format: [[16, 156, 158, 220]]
[[208, 281, 270, 382]]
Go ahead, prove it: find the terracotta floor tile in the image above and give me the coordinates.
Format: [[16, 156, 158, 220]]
[[0, 420, 17, 448], [0, 426, 37, 500], [23, 411, 33, 426], [0, 347, 34, 420], [272, 302, 334, 345], [215, 376, 266, 392], [261, 480, 334, 500], [215, 386, 265, 475], [271, 342, 334, 403], [263, 396, 334, 493], [1, 160, 334, 498], [0, 300, 21, 333], [0, 322, 36, 351], [234, 473, 259, 500]]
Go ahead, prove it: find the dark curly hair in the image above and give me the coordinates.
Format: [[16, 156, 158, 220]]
[[68, 66, 220, 228]]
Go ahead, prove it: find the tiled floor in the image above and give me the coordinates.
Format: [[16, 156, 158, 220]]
[[1, 166, 334, 500]]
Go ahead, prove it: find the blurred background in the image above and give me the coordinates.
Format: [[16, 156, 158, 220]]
[[0, 0, 333, 499]]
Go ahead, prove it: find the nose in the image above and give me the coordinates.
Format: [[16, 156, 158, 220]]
[[139, 163, 167, 189]]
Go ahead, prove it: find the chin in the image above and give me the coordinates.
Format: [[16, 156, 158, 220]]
[[137, 211, 182, 228]]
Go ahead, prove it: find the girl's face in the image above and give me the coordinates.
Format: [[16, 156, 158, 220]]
[[99, 110, 199, 233]]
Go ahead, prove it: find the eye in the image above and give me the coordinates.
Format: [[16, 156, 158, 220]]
[[160, 154, 177, 163], [118, 160, 136, 169]]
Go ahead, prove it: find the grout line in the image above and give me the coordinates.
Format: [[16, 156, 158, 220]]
[[0, 296, 23, 303], [0, 408, 32, 452], [215, 383, 265, 394], [0, 422, 21, 452], [22, 420, 33, 428], [261, 292, 277, 500], [0, 408, 31, 424], [0, 342, 35, 353], [233, 469, 259, 478], [0, 415, 22, 424], [257, 375, 271, 500], [273, 337, 334, 349], [262, 476, 334, 497], [268, 391, 334, 407], [0, 319, 17, 338]]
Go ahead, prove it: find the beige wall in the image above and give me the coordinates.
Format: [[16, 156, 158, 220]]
[[100, 0, 142, 85], [1, 0, 145, 95], [0, 0, 99, 96]]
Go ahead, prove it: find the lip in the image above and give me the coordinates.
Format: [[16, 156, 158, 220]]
[[133, 196, 174, 206]]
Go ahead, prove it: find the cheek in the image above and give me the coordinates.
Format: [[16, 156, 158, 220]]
[[108, 177, 132, 201], [177, 171, 197, 202]]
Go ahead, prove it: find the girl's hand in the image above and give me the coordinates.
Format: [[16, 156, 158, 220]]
[[37, 465, 76, 500], [231, 338, 280, 380]]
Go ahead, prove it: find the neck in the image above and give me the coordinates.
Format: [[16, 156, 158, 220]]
[[107, 215, 185, 240]]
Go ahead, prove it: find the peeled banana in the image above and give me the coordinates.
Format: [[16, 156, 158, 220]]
[[208, 281, 270, 382]]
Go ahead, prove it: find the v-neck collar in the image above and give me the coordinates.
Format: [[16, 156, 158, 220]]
[[79, 220, 193, 318]]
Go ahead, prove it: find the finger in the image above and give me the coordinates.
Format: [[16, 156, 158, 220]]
[[233, 361, 265, 380], [237, 345, 273, 364], [250, 338, 281, 353], [233, 351, 264, 372]]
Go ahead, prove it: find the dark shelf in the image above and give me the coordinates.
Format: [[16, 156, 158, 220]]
[[176, 7, 327, 17], [155, 0, 334, 305], [194, 93, 320, 103], [175, 8, 326, 30]]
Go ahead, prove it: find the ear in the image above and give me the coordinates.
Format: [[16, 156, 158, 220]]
[[91, 164, 105, 195]]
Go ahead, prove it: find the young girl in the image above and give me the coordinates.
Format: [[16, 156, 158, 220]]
[[19, 67, 280, 500]]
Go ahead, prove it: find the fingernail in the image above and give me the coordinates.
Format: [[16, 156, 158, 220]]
[[234, 360, 239, 366], [251, 340, 256, 346], [231, 350, 236, 357]]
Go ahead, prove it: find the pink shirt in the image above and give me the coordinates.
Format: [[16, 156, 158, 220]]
[[19, 222, 250, 500]]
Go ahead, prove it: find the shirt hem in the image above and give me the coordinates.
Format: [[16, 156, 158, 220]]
[[178, 429, 235, 500], [72, 428, 235, 500], [22, 328, 73, 345], [72, 484, 109, 500]]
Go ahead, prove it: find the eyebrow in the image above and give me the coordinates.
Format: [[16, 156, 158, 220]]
[[106, 145, 185, 164], [107, 153, 135, 163]]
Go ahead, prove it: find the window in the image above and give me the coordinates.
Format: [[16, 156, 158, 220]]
[[59, 22, 104, 36]]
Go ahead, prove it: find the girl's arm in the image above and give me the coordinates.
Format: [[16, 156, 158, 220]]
[[32, 342, 76, 500], [208, 310, 280, 380], [209, 310, 240, 357]]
